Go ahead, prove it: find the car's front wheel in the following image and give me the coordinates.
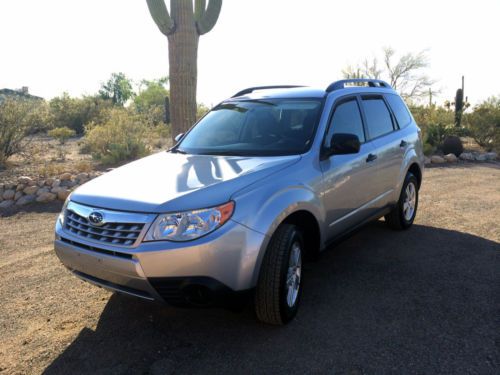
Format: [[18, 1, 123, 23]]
[[254, 224, 303, 325]]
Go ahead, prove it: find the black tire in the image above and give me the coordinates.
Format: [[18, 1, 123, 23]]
[[254, 224, 304, 325], [385, 172, 419, 230]]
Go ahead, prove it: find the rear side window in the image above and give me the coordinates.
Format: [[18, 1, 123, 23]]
[[361, 97, 394, 139], [325, 99, 365, 147], [386, 94, 412, 128]]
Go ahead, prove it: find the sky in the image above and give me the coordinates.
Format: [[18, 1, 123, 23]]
[[0, 0, 499, 106]]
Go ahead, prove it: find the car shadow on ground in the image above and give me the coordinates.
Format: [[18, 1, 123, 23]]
[[0, 200, 62, 217], [43, 222, 499, 375]]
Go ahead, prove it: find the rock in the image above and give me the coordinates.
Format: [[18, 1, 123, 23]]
[[16, 195, 36, 206], [18, 176, 33, 185], [60, 172, 72, 181], [57, 189, 71, 201], [424, 156, 431, 165], [45, 178, 55, 186], [0, 200, 14, 209], [36, 187, 50, 196], [75, 172, 88, 180], [2, 189, 16, 200], [16, 184, 26, 192], [51, 186, 63, 194], [430, 155, 445, 164], [14, 191, 23, 200], [36, 192, 56, 203], [23, 186, 38, 195], [52, 179, 61, 188], [459, 152, 474, 161], [444, 153, 458, 163], [76, 178, 88, 185], [26, 179, 37, 186], [485, 152, 497, 161], [4, 184, 15, 190], [61, 180, 76, 188], [37, 180, 45, 187], [475, 154, 487, 161]]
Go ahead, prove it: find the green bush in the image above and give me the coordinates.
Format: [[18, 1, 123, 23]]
[[0, 98, 48, 166], [465, 96, 500, 151], [49, 94, 113, 134], [48, 126, 76, 144], [83, 109, 150, 165]]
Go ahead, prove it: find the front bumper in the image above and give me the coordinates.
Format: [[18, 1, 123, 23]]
[[54, 217, 267, 305]]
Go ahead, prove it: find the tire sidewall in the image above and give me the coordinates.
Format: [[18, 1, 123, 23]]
[[399, 174, 419, 228], [278, 228, 304, 323]]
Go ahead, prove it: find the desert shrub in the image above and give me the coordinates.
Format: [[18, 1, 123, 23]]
[[422, 142, 435, 156], [197, 103, 210, 120], [83, 109, 150, 165], [48, 126, 76, 144], [442, 135, 464, 156], [74, 160, 93, 173], [465, 96, 500, 151], [0, 98, 48, 166], [49, 94, 113, 134]]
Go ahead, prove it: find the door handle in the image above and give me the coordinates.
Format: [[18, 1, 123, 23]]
[[366, 153, 377, 163], [400, 140, 408, 147]]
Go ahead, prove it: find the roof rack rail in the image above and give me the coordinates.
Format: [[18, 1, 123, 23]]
[[232, 85, 305, 98], [326, 79, 392, 92]]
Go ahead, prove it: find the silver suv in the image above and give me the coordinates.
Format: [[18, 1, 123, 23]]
[[54, 79, 424, 325]]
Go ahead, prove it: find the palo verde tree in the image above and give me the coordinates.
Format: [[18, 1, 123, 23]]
[[145, 0, 222, 140]]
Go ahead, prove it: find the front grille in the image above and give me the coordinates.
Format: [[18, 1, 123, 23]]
[[65, 210, 145, 246]]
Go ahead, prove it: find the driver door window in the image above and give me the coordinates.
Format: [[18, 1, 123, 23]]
[[324, 99, 365, 149]]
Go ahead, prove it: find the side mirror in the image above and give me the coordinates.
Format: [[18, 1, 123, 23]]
[[174, 133, 184, 143], [328, 133, 361, 156]]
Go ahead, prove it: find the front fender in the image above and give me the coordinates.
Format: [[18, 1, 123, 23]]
[[231, 184, 325, 286]]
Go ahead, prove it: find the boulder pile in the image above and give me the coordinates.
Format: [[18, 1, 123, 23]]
[[0, 172, 102, 208]]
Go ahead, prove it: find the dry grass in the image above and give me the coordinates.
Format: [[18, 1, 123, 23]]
[[0, 133, 172, 185]]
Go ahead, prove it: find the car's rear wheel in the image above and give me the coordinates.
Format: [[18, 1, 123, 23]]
[[254, 224, 303, 325], [385, 172, 419, 230]]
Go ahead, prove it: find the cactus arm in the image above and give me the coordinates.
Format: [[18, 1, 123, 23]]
[[194, 0, 206, 22], [196, 0, 222, 35], [146, 0, 175, 36]]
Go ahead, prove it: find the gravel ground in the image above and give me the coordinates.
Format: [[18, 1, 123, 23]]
[[0, 163, 499, 375]]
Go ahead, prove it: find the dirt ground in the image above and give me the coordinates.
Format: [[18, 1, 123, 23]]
[[0, 164, 499, 374]]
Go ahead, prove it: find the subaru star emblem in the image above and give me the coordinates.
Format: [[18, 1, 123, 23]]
[[88, 211, 105, 226]]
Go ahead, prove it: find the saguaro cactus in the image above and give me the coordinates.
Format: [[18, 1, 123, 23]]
[[146, 0, 222, 140], [455, 88, 464, 127]]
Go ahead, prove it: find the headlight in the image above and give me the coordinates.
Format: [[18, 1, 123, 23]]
[[58, 195, 71, 226], [144, 201, 235, 242]]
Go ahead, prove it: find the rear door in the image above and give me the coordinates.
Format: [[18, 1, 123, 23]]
[[320, 96, 378, 239], [359, 95, 402, 207]]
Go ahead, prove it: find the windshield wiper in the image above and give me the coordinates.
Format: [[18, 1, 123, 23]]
[[169, 148, 187, 154]]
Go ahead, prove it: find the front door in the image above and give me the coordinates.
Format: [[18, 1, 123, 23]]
[[320, 96, 379, 240]]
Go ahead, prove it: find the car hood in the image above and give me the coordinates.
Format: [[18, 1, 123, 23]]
[[71, 151, 300, 213]]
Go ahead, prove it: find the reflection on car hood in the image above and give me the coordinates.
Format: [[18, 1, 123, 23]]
[[71, 151, 301, 213]]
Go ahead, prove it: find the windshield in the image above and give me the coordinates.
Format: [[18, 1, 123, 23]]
[[176, 99, 323, 156]]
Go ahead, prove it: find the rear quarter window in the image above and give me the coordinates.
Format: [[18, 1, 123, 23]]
[[385, 94, 412, 128]]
